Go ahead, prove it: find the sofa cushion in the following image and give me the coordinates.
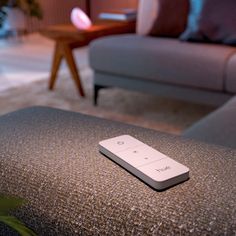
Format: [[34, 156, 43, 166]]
[[89, 35, 235, 91], [136, 0, 158, 35], [226, 53, 236, 93], [149, 0, 189, 38], [183, 96, 236, 149], [137, 0, 189, 37], [180, 0, 236, 45]]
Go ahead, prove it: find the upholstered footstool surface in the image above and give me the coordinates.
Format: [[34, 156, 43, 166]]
[[0, 107, 235, 235]]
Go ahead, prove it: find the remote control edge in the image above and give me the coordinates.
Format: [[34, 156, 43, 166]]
[[99, 144, 189, 190]]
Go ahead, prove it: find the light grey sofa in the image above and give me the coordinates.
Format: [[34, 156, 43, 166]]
[[89, 35, 236, 106], [0, 106, 235, 235], [89, 34, 236, 149]]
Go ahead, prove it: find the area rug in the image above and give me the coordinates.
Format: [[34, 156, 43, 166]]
[[0, 67, 215, 135]]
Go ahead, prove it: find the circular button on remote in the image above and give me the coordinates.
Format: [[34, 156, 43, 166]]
[[117, 141, 124, 145]]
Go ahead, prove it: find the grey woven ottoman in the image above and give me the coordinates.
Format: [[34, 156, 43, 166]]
[[0, 107, 235, 235]]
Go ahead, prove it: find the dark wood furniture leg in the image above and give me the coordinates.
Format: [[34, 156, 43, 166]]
[[49, 42, 63, 90], [62, 43, 85, 97], [94, 85, 106, 105], [49, 41, 85, 97]]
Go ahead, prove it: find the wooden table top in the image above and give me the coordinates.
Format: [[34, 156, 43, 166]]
[[40, 20, 136, 44]]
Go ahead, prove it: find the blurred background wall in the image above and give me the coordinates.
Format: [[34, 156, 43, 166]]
[[26, 0, 138, 32], [91, 0, 138, 19]]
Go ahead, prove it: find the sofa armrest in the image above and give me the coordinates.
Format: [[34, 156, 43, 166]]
[[183, 96, 236, 149], [0, 107, 235, 235]]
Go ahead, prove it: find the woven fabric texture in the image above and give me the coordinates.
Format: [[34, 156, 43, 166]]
[[0, 107, 235, 235]]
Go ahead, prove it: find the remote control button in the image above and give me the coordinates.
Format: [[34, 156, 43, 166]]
[[137, 158, 189, 182], [117, 145, 167, 168], [99, 135, 143, 153]]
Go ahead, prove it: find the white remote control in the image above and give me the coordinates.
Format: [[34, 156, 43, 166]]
[[99, 135, 189, 190]]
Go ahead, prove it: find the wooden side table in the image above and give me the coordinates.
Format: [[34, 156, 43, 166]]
[[40, 20, 136, 97]]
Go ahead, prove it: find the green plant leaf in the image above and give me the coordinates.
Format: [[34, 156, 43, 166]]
[[0, 215, 37, 236], [0, 8, 7, 27], [0, 0, 43, 23], [0, 196, 24, 215]]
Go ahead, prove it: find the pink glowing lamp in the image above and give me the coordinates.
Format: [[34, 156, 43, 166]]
[[71, 7, 92, 30]]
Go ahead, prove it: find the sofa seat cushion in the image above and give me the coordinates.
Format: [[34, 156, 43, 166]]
[[226, 54, 236, 93], [183, 96, 236, 148], [90, 35, 236, 91]]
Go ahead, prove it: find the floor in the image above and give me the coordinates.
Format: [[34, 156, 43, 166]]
[[0, 34, 88, 92]]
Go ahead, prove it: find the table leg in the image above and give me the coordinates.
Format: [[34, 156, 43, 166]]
[[62, 43, 85, 97], [49, 42, 63, 90]]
